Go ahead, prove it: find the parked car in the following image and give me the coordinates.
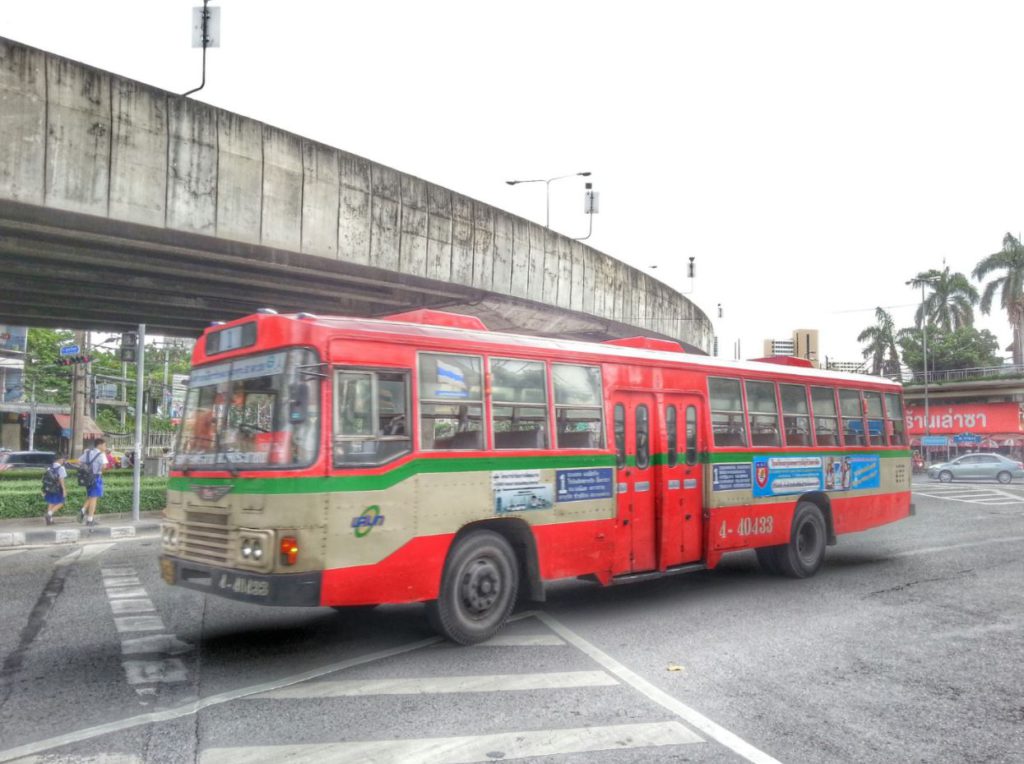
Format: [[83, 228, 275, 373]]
[[0, 450, 56, 470], [927, 453, 1024, 484]]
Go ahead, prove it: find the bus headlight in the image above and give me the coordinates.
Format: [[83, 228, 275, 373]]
[[241, 539, 253, 558], [252, 540, 263, 560]]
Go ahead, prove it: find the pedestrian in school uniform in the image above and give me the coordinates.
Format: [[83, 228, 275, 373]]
[[42, 453, 68, 526], [77, 437, 108, 527]]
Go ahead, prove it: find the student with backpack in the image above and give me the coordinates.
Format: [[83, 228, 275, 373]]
[[41, 453, 68, 526], [76, 437, 108, 527]]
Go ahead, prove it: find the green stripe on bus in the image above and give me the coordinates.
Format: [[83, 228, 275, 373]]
[[168, 453, 617, 494]]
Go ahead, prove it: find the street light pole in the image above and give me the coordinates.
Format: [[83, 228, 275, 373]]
[[505, 172, 591, 228]]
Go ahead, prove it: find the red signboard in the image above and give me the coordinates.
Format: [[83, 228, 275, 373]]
[[905, 402, 1024, 435]]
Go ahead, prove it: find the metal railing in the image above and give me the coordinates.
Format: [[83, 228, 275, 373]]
[[904, 364, 1024, 385]]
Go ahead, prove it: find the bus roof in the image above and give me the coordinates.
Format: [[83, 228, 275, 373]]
[[212, 312, 902, 390]]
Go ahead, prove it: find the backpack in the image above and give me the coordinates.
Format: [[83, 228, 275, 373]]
[[76, 451, 98, 488], [42, 466, 61, 495]]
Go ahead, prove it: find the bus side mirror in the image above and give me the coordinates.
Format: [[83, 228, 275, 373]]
[[288, 384, 309, 424]]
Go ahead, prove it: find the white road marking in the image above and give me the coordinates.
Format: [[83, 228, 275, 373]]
[[0, 635, 443, 763], [54, 544, 115, 567], [0, 549, 26, 559], [198, 721, 701, 764], [114, 615, 166, 633], [890, 535, 1024, 559], [533, 611, 782, 764], [256, 670, 617, 699], [475, 633, 565, 646], [124, 659, 189, 685], [106, 586, 149, 600], [13, 755, 141, 764], [109, 599, 156, 615], [104, 576, 142, 587], [121, 634, 193, 656], [0, 532, 26, 547]]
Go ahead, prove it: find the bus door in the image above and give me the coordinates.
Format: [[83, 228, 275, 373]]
[[611, 391, 657, 574], [658, 396, 704, 567]]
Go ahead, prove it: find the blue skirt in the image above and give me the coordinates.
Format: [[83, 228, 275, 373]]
[[45, 492, 65, 505]]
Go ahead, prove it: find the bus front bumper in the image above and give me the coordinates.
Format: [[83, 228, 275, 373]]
[[159, 555, 322, 607]]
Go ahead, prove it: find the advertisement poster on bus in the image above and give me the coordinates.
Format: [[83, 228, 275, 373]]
[[492, 470, 554, 513], [752, 455, 880, 497]]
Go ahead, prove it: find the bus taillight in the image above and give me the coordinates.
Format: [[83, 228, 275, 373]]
[[280, 537, 299, 566]]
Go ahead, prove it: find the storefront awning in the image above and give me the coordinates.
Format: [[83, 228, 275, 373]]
[[53, 413, 104, 438]]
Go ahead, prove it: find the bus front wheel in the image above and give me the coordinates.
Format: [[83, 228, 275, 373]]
[[426, 530, 519, 645], [774, 502, 827, 579]]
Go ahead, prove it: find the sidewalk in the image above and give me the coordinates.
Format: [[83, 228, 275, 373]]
[[0, 510, 163, 548]]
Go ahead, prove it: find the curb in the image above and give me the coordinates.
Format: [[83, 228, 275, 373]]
[[0, 522, 162, 548]]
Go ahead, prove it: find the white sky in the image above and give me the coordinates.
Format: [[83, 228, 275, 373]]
[[6, 0, 1024, 364]]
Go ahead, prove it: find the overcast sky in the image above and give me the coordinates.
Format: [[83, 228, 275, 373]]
[[6, 1, 1024, 364]]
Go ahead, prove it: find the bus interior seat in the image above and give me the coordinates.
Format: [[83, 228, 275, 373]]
[[557, 430, 594, 448], [494, 428, 545, 449], [432, 430, 484, 450]]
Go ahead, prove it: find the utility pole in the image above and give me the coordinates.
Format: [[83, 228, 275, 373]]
[[70, 329, 87, 456], [132, 324, 145, 521]]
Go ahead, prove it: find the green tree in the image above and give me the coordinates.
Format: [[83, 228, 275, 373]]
[[857, 307, 902, 379], [897, 325, 1002, 374], [23, 328, 74, 404], [908, 266, 978, 331], [973, 233, 1024, 365]]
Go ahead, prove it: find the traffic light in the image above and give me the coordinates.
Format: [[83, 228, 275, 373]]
[[56, 355, 91, 366], [120, 332, 138, 363]]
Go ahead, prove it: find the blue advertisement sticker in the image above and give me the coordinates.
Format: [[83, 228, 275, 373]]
[[712, 463, 753, 491], [752, 455, 881, 497], [556, 468, 614, 502]]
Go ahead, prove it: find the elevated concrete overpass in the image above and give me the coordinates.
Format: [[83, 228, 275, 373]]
[[0, 37, 712, 352]]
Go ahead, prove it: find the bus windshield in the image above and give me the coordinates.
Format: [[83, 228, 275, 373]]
[[174, 348, 320, 469]]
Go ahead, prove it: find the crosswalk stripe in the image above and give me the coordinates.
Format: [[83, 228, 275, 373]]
[[199, 721, 701, 764], [255, 670, 617, 699], [475, 634, 565, 646]]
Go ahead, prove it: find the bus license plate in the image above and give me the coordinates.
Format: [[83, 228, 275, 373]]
[[218, 573, 270, 598], [160, 558, 176, 584]]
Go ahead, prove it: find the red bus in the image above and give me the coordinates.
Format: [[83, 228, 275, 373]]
[[159, 309, 913, 644]]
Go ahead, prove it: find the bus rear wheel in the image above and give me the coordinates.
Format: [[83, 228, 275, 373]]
[[773, 502, 827, 579], [427, 530, 519, 645]]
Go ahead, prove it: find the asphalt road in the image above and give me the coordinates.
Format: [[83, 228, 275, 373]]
[[1, 478, 1022, 763]]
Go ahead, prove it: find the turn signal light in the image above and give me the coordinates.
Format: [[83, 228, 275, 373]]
[[280, 536, 299, 566]]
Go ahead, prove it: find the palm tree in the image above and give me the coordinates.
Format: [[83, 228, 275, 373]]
[[908, 266, 978, 331], [973, 233, 1024, 365], [857, 307, 901, 379]]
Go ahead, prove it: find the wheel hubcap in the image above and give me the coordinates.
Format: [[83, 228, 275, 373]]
[[460, 558, 501, 615], [797, 521, 818, 562]]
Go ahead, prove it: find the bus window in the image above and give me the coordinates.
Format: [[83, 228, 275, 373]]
[[709, 377, 747, 447], [333, 369, 411, 467], [885, 393, 907, 445], [746, 381, 781, 447], [780, 384, 811, 447], [552, 364, 604, 448], [666, 405, 678, 468], [810, 386, 839, 446], [864, 391, 886, 446], [614, 403, 626, 468], [635, 405, 650, 469], [419, 353, 484, 450], [685, 405, 698, 465], [839, 389, 865, 446], [491, 358, 549, 449]]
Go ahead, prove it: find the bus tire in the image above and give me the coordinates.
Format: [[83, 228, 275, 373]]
[[775, 502, 826, 579], [426, 530, 519, 645], [755, 546, 782, 575]]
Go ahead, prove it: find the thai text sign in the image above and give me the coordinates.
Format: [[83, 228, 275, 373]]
[[905, 402, 1023, 435]]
